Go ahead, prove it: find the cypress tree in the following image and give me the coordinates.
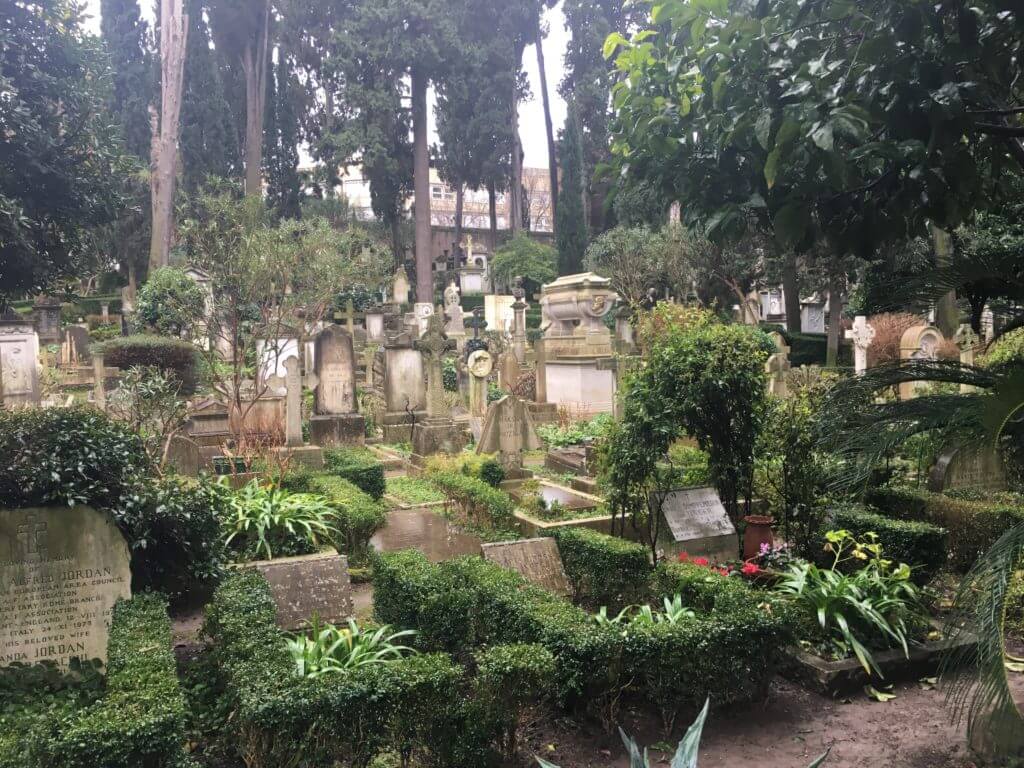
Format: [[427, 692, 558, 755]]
[[100, 0, 153, 157], [263, 50, 301, 220], [555, 103, 587, 275]]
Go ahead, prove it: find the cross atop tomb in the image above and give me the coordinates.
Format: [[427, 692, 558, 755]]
[[844, 315, 875, 375]]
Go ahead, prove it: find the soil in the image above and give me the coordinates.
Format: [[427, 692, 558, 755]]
[[519, 677, 985, 768]]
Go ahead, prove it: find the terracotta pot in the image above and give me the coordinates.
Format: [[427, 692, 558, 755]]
[[742, 515, 775, 561]]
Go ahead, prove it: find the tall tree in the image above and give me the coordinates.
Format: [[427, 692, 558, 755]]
[[1, 0, 131, 300], [209, 0, 271, 197], [100, 0, 153, 158], [555, 103, 587, 275], [535, 16, 558, 234], [180, 0, 239, 193], [149, 0, 188, 272], [263, 48, 301, 220]]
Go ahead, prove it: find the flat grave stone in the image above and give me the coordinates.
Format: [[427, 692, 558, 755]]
[[247, 550, 353, 630], [928, 444, 1008, 493], [0, 506, 131, 668], [481, 537, 571, 597], [655, 487, 736, 563]]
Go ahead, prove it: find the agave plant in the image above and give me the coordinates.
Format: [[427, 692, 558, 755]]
[[222, 480, 338, 560], [286, 615, 417, 679], [537, 698, 829, 768]]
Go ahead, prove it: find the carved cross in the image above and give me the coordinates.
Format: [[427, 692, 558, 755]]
[[844, 315, 875, 375], [954, 323, 979, 352], [414, 311, 455, 418], [16, 512, 47, 562], [267, 356, 318, 447]]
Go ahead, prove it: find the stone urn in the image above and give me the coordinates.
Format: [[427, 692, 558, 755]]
[[742, 515, 775, 560], [539, 272, 618, 338]]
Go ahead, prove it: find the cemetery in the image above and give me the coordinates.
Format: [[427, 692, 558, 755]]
[[4, 0, 1024, 766]]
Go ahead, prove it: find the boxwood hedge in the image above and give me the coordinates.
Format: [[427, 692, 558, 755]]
[[428, 471, 515, 531], [828, 503, 947, 583], [551, 527, 651, 609], [93, 335, 201, 395], [323, 447, 386, 500]]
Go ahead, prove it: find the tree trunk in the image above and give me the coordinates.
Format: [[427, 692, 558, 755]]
[[453, 182, 464, 261], [148, 0, 188, 273], [242, 0, 270, 197], [826, 269, 844, 367], [535, 28, 557, 234], [412, 68, 432, 304], [782, 251, 801, 332], [488, 182, 498, 247], [930, 224, 958, 335], [508, 50, 524, 237]]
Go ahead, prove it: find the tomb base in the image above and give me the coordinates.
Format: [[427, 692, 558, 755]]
[[527, 401, 559, 424], [543, 358, 616, 417], [381, 410, 426, 444], [410, 417, 469, 465], [272, 445, 325, 468], [309, 413, 366, 447]]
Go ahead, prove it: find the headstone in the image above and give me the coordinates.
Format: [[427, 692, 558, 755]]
[[392, 266, 411, 307], [899, 323, 944, 399], [654, 487, 737, 563], [497, 350, 521, 391], [928, 444, 1008, 493], [476, 394, 542, 478], [801, 297, 827, 334], [382, 335, 427, 443], [165, 435, 201, 476], [0, 310, 40, 407], [411, 311, 466, 460], [467, 349, 493, 417], [248, 551, 353, 630], [481, 538, 571, 597], [444, 281, 466, 338], [0, 506, 131, 668], [32, 296, 62, 345], [266, 355, 318, 448], [955, 323, 981, 393], [365, 307, 386, 343], [765, 332, 791, 397], [511, 277, 528, 364], [484, 294, 516, 335], [100, 302, 110, 322], [845, 315, 875, 375], [309, 326, 364, 446], [62, 325, 91, 366]]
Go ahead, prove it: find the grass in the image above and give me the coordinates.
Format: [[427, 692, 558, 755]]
[[386, 476, 445, 505]]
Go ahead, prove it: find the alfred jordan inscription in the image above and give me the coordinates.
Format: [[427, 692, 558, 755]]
[[0, 506, 131, 668]]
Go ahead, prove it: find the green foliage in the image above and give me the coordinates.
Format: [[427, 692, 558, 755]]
[[984, 329, 1024, 370], [287, 617, 417, 678], [829, 504, 947, 585], [94, 335, 202, 395], [552, 528, 652, 609], [204, 571, 474, 767], [490, 234, 558, 294], [428, 470, 516, 531], [774, 531, 926, 677], [263, 52, 302, 221], [584, 226, 679, 307], [556, 102, 588, 275], [1, 0, 132, 299], [2, 595, 187, 768], [324, 447, 386, 500], [475, 643, 555, 762], [664, 443, 710, 488], [606, 0, 1024, 256], [537, 413, 613, 448], [100, 0, 152, 158], [865, 486, 1024, 572], [386, 476, 445, 505], [222, 481, 338, 561], [105, 365, 189, 471], [303, 474, 388, 561], [478, 459, 506, 489], [136, 267, 208, 336]]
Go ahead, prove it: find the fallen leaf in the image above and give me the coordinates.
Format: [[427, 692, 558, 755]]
[[865, 685, 897, 702], [1004, 660, 1024, 673], [918, 676, 938, 690]]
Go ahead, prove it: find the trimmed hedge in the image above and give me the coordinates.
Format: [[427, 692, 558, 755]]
[[551, 528, 651, 608], [9, 595, 188, 768], [306, 474, 387, 561], [323, 447, 386, 500], [94, 335, 201, 394], [204, 571, 487, 768], [865, 486, 1024, 571], [829, 503, 947, 584], [429, 471, 515, 530]]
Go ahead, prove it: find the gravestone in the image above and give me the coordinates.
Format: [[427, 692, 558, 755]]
[[765, 332, 791, 397], [476, 394, 542, 478], [928, 444, 1008, 493], [497, 350, 521, 391], [845, 315, 875, 376], [444, 281, 465, 337], [61, 325, 91, 366], [309, 325, 365, 446], [467, 349, 493, 440], [654, 487, 736, 562], [365, 307, 386, 343], [899, 324, 944, 399], [511, 277, 528, 364], [248, 551, 353, 630], [32, 296, 62, 345], [411, 311, 466, 462], [0, 310, 40, 407], [393, 266, 411, 307], [267, 356, 324, 466], [484, 294, 516, 335], [955, 324, 981, 393], [165, 435, 201, 476], [0, 506, 131, 668], [381, 334, 426, 443], [481, 537, 571, 597]]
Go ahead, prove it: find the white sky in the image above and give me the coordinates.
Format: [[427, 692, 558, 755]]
[[80, 1, 569, 169]]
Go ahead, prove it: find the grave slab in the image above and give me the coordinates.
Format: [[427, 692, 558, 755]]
[[244, 550, 353, 630], [654, 487, 737, 562], [481, 537, 571, 597]]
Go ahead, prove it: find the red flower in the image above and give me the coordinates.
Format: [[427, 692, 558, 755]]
[[692, 557, 709, 567], [678, 552, 690, 562], [717, 568, 729, 577], [741, 562, 761, 577]]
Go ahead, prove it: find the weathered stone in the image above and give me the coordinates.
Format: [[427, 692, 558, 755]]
[[246, 551, 353, 630], [899, 324, 944, 399], [310, 325, 364, 446], [382, 338, 426, 443], [654, 487, 736, 563], [928, 444, 1008, 493], [476, 394, 542, 478], [481, 537, 571, 597], [844, 315, 875, 376], [0, 506, 131, 668], [166, 435, 201, 476], [0, 310, 40, 407]]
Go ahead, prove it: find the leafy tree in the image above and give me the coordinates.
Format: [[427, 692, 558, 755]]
[[610, 179, 669, 230], [100, 0, 153, 158], [606, 0, 1024, 261], [490, 234, 557, 295], [555, 103, 587, 275], [135, 266, 208, 336], [263, 48, 302, 220], [584, 226, 669, 307], [1, 0, 131, 301]]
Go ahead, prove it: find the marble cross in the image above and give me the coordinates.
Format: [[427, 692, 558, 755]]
[[267, 355, 318, 447], [844, 315, 875, 375], [414, 310, 455, 419]]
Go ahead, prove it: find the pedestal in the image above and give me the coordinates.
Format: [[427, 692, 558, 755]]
[[271, 445, 325, 468], [382, 410, 426, 444], [309, 413, 366, 447], [411, 417, 468, 465]]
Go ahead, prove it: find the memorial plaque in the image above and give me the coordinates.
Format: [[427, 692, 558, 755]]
[[0, 506, 131, 668], [655, 487, 737, 562], [928, 444, 1008, 493], [481, 537, 571, 597], [249, 551, 353, 630]]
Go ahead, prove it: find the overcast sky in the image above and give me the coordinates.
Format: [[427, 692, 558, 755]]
[[81, 1, 569, 169]]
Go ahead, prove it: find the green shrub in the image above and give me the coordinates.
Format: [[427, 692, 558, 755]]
[[537, 413, 613, 448], [222, 481, 337, 561], [94, 335, 201, 395], [136, 267, 208, 336], [204, 572, 479, 768], [324, 447, 386, 500], [475, 644, 555, 762], [829, 504, 947, 583], [552, 528, 651, 608], [29, 594, 187, 768], [865, 486, 1024, 571], [428, 470, 515, 530], [478, 459, 506, 488], [306, 474, 388, 561]]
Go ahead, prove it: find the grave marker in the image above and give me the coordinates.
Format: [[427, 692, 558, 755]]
[[928, 444, 1007, 493], [248, 551, 353, 630], [654, 487, 736, 563], [476, 394, 542, 478], [481, 537, 571, 597]]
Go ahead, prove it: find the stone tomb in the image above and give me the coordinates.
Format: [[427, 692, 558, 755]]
[[0, 309, 40, 407], [928, 444, 1008, 493], [0, 506, 131, 668], [309, 325, 365, 446], [899, 324, 944, 400], [481, 537, 571, 597], [246, 551, 353, 630], [476, 394, 542, 479], [654, 487, 736, 563]]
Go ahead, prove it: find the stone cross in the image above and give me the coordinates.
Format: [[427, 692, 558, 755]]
[[764, 332, 791, 398], [444, 281, 465, 338], [268, 355, 318, 447], [477, 394, 542, 477], [345, 299, 356, 336], [414, 310, 455, 419], [465, 306, 488, 357], [844, 315, 875, 375], [955, 323, 981, 393]]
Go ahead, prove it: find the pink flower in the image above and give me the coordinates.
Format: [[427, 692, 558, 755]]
[[678, 552, 690, 562], [692, 557, 710, 567], [741, 562, 761, 577]]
